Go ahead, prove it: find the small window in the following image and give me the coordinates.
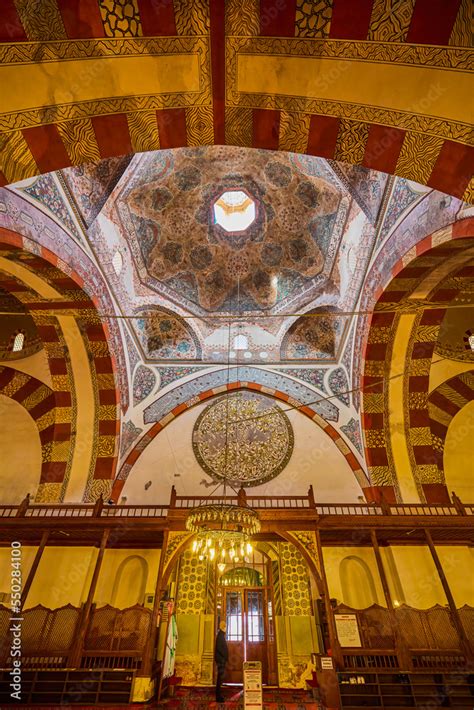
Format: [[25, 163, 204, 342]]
[[233, 334, 248, 350], [463, 330, 474, 351], [112, 251, 123, 275], [12, 333, 25, 352]]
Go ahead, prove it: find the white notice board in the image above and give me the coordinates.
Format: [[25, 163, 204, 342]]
[[334, 613, 362, 647], [244, 661, 262, 710]]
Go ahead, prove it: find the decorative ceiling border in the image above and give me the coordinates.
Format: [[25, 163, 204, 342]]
[[226, 37, 471, 144], [226, 36, 471, 71], [0, 36, 211, 133]]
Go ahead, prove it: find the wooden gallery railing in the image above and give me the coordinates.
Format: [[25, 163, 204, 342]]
[[0, 489, 472, 675], [1, 486, 473, 519], [0, 604, 151, 671], [335, 603, 474, 671]]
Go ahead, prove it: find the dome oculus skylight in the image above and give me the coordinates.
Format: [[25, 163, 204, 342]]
[[213, 190, 256, 232]]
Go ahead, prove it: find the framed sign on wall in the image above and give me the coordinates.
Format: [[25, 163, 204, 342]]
[[334, 613, 362, 647]]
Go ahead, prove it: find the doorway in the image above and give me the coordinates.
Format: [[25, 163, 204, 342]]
[[224, 588, 267, 683], [216, 551, 278, 685]]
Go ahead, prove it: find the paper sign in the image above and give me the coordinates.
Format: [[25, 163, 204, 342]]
[[334, 613, 362, 647], [244, 661, 262, 709], [321, 656, 334, 669]]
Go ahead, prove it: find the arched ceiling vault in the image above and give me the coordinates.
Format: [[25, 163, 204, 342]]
[[0, 0, 472, 200], [428, 370, 474, 481], [0, 240, 119, 502], [362, 227, 474, 504]]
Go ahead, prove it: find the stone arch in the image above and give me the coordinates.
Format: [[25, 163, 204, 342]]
[[0, 4, 470, 200], [0, 234, 120, 501], [110, 555, 148, 607], [0, 191, 127, 413], [161, 532, 197, 590], [352, 202, 470, 406], [111, 381, 367, 501], [361, 224, 474, 503], [281, 531, 324, 597], [143, 365, 340, 425], [0, 366, 61, 489], [162, 531, 324, 602], [429, 371, 474, 481], [340, 556, 379, 608]]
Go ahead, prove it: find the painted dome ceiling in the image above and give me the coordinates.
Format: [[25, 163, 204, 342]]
[[61, 146, 389, 364], [12, 144, 462, 375], [106, 147, 349, 313]]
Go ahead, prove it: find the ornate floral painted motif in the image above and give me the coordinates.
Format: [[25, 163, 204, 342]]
[[192, 391, 294, 487]]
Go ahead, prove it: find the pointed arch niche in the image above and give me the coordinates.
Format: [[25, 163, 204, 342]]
[[340, 556, 379, 608]]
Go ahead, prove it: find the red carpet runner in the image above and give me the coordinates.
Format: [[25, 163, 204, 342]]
[[163, 686, 320, 709]]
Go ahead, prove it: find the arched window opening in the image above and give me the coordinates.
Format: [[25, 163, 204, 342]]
[[12, 332, 25, 353], [112, 250, 123, 276], [233, 334, 248, 350]]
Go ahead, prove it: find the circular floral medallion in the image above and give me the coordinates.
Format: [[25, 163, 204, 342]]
[[192, 391, 294, 487]]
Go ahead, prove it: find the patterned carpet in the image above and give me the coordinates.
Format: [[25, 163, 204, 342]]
[[0, 687, 321, 709], [162, 686, 320, 709]]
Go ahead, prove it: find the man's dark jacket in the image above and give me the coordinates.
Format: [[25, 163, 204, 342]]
[[215, 629, 228, 667]]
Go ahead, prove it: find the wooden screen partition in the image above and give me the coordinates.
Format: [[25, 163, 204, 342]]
[[395, 604, 462, 651], [334, 604, 396, 650], [0, 605, 12, 666], [333, 603, 474, 670], [458, 605, 474, 643], [82, 604, 152, 670], [0, 603, 152, 671], [0, 603, 81, 668]]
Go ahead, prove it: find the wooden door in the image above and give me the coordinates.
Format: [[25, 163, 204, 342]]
[[244, 589, 268, 683], [223, 588, 269, 684], [224, 589, 245, 683]]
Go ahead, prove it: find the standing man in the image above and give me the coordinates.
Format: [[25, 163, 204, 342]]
[[214, 620, 228, 703]]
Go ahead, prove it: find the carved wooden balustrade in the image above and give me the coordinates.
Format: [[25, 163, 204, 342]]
[[1, 488, 472, 549], [1, 486, 473, 524]]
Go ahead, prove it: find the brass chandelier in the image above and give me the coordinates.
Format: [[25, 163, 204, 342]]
[[185, 276, 260, 570], [186, 501, 261, 570]]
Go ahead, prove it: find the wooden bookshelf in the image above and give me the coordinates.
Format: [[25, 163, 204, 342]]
[[0, 669, 134, 705], [339, 671, 474, 709]]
